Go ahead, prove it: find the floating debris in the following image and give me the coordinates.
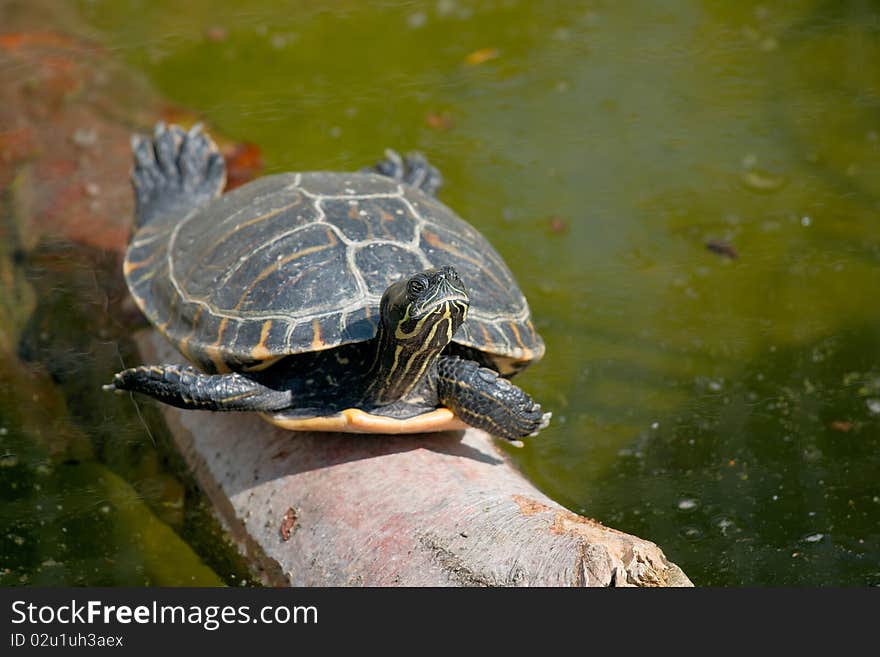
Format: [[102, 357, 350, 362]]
[[425, 111, 454, 131], [759, 37, 778, 52], [553, 27, 571, 42], [706, 239, 738, 259], [204, 26, 227, 42], [716, 517, 735, 535], [464, 47, 499, 66], [804, 533, 824, 543], [548, 215, 569, 234], [407, 12, 427, 29], [829, 420, 853, 432], [437, 0, 458, 17], [680, 526, 703, 540], [740, 168, 787, 192], [677, 498, 699, 511]]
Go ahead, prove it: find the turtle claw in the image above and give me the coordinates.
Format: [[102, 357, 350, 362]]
[[367, 148, 443, 197], [528, 412, 552, 437], [103, 370, 130, 394], [131, 122, 226, 227], [374, 148, 404, 179], [153, 122, 186, 177], [102, 381, 126, 395]]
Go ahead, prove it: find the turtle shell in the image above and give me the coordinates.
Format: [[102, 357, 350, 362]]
[[124, 171, 544, 375]]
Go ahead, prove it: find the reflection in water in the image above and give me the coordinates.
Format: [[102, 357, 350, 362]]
[[1, 0, 878, 585], [1, 242, 248, 585]]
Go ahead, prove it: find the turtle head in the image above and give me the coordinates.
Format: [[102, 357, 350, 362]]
[[368, 266, 469, 404], [380, 266, 469, 345]]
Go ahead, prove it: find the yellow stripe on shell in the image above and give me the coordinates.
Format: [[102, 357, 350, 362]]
[[233, 229, 338, 311], [310, 318, 325, 349], [176, 199, 303, 287], [250, 319, 274, 360], [123, 250, 159, 274], [207, 317, 232, 373]]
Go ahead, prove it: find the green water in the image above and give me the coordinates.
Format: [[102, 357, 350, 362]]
[[3, 0, 879, 585]]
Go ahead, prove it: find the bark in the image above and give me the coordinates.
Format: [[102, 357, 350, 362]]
[[137, 332, 693, 587]]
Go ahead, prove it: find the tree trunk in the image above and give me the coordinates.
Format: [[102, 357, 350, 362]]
[[137, 333, 693, 587]]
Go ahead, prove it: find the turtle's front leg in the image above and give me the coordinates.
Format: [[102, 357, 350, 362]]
[[436, 356, 550, 444], [104, 365, 292, 412]]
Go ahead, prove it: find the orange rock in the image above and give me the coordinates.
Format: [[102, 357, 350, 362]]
[[224, 142, 264, 190], [1, 29, 261, 254]]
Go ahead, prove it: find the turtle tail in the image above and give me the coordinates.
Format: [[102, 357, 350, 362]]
[[131, 122, 226, 228]]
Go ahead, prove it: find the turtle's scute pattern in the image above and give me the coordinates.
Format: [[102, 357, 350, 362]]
[[125, 171, 544, 375]]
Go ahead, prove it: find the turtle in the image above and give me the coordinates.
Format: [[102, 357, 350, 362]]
[[105, 122, 550, 444]]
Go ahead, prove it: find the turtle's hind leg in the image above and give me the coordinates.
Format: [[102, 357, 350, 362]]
[[132, 123, 226, 227], [105, 364, 292, 412], [367, 149, 443, 197]]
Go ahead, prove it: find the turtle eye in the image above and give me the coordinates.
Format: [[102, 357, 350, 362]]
[[407, 276, 428, 298]]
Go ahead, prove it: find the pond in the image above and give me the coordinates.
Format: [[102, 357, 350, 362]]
[[1, 0, 878, 586]]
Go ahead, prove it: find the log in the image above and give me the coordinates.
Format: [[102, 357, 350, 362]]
[[136, 332, 693, 587]]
